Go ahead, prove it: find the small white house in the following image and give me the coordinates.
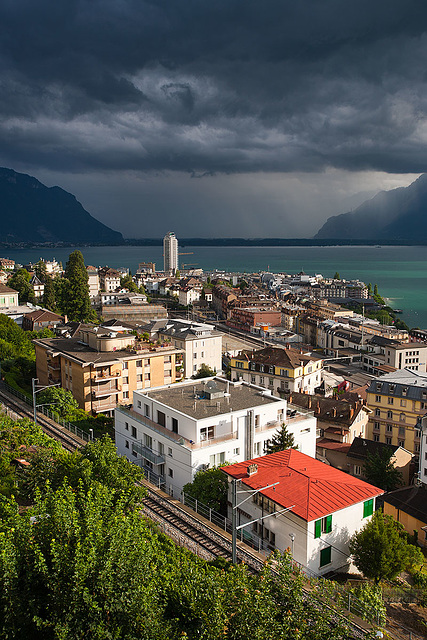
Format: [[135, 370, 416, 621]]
[[115, 378, 317, 495], [222, 449, 383, 576]]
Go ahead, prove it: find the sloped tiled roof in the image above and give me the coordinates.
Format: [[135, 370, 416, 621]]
[[222, 449, 382, 522], [384, 485, 427, 523], [238, 346, 322, 369]]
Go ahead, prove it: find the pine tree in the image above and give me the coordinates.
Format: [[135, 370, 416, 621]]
[[264, 424, 297, 454], [42, 275, 56, 311], [363, 448, 403, 492], [63, 251, 94, 322], [35, 259, 48, 282]]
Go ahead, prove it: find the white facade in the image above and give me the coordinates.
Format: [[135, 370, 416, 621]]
[[163, 232, 178, 275], [115, 378, 317, 495]]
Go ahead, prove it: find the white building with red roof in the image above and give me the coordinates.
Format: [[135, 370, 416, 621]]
[[222, 449, 383, 575]]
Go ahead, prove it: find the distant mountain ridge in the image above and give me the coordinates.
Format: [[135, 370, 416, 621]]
[[315, 174, 427, 240], [0, 168, 123, 244]]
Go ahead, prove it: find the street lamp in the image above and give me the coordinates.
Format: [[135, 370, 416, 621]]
[[289, 533, 295, 557], [32, 378, 61, 426]]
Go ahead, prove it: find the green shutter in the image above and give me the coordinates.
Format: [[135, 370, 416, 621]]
[[325, 514, 332, 533], [314, 520, 321, 538], [363, 499, 374, 518], [320, 546, 332, 567]]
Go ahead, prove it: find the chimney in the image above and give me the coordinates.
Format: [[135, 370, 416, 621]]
[[308, 396, 312, 409], [316, 403, 321, 415], [63, 314, 68, 324], [332, 407, 337, 418], [289, 394, 293, 404], [349, 407, 354, 420], [247, 463, 258, 476]]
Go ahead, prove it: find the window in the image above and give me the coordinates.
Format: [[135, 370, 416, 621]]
[[131, 426, 137, 438], [136, 360, 142, 367], [168, 447, 173, 457], [171, 417, 178, 433], [251, 375, 256, 383], [137, 400, 142, 408], [200, 425, 214, 441], [354, 465, 362, 476], [315, 515, 332, 538], [123, 377, 129, 385], [269, 378, 274, 387], [137, 374, 143, 382], [375, 408, 380, 416], [159, 443, 164, 455], [236, 361, 244, 369], [401, 399, 406, 407], [374, 422, 380, 431], [123, 362, 128, 370], [386, 437, 392, 445], [374, 434, 380, 442], [254, 442, 261, 456], [125, 440, 129, 449], [233, 447, 240, 455], [157, 411, 166, 427], [144, 404, 150, 418], [144, 373, 151, 381], [363, 499, 374, 518], [259, 376, 264, 385], [125, 422, 129, 431], [144, 434, 152, 449], [168, 468, 174, 478], [388, 398, 394, 405], [386, 424, 393, 433], [320, 546, 332, 567], [123, 391, 129, 399], [398, 440, 405, 447], [387, 410, 393, 419], [375, 395, 381, 402]]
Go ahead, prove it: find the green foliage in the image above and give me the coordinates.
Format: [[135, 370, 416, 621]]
[[61, 251, 95, 322], [38, 387, 79, 419], [8, 268, 35, 303], [264, 424, 297, 455], [120, 273, 139, 292], [42, 275, 56, 311], [363, 448, 403, 492], [349, 582, 386, 626], [334, 271, 340, 280], [34, 260, 48, 282], [183, 466, 229, 515], [349, 510, 424, 583], [193, 363, 216, 379]]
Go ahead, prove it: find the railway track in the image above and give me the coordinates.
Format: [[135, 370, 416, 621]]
[[0, 386, 86, 452]]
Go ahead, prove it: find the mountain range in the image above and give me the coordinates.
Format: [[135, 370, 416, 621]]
[[315, 174, 427, 240], [0, 168, 123, 244]]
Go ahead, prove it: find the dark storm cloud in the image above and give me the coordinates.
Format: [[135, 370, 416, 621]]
[[2, 0, 427, 175]]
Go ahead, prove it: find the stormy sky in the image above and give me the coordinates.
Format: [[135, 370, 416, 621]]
[[1, 0, 426, 238]]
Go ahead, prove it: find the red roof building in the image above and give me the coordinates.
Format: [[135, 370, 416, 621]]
[[222, 449, 382, 575]]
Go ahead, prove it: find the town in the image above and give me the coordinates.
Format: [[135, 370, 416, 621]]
[[1, 234, 427, 638]]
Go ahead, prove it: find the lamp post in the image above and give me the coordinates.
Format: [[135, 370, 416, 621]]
[[32, 378, 61, 426], [289, 533, 295, 557]]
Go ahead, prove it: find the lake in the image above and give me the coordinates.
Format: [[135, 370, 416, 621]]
[[4, 244, 427, 329]]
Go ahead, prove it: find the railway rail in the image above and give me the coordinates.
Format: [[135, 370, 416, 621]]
[[0, 386, 85, 452]]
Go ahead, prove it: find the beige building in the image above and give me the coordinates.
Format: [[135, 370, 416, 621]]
[[231, 346, 324, 395], [0, 284, 19, 308], [366, 369, 427, 462], [34, 325, 184, 416]]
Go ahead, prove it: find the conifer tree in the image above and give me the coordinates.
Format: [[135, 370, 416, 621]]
[[264, 424, 297, 454], [42, 275, 56, 311], [63, 251, 94, 322]]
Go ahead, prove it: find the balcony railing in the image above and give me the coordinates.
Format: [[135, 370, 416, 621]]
[[92, 383, 120, 398], [92, 398, 117, 413], [93, 371, 121, 382], [132, 442, 165, 465]]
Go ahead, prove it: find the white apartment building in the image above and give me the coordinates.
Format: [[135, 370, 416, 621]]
[[144, 318, 222, 377], [163, 232, 178, 275], [86, 266, 100, 300], [223, 450, 383, 575], [115, 377, 317, 495]]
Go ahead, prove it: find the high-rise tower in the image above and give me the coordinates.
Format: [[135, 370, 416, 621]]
[[163, 232, 178, 274]]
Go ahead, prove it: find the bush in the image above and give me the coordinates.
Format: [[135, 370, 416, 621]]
[[349, 582, 386, 626]]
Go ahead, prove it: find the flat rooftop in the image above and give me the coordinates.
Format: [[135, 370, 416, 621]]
[[141, 378, 282, 419]]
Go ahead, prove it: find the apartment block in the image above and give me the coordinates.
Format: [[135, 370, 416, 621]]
[[114, 377, 317, 495], [231, 346, 324, 395], [34, 325, 184, 416]]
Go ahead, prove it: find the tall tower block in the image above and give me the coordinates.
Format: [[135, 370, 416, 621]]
[[163, 232, 178, 275]]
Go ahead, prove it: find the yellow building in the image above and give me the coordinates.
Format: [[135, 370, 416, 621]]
[[384, 485, 427, 548], [366, 370, 426, 460], [34, 325, 183, 416], [230, 346, 323, 395]]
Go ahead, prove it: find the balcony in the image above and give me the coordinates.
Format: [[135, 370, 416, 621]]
[[92, 398, 118, 413], [47, 361, 60, 371], [93, 371, 120, 382], [131, 442, 165, 465], [92, 383, 121, 398]]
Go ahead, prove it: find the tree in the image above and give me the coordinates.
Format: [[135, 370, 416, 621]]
[[364, 448, 403, 492], [334, 271, 340, 280], [183, 466, 229, 515], [38, 386, 79, 419], [42, 275, 56, 311], [264, 424, 297, 454], [349, 510, 424, 584], [62, 250, 95, 322], [367, 282, 372, 294], [120, 274, 138, 293], [34, 260, 48, 282], [8, 269, 35, 304], [193, 363, 216, 379], [374, 283, 379, 296]]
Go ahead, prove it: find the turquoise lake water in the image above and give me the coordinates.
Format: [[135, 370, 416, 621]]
[[4, 244, 427, 329]]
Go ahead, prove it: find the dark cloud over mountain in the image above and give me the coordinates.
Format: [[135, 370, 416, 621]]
[[1, 1, 427, 236]]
